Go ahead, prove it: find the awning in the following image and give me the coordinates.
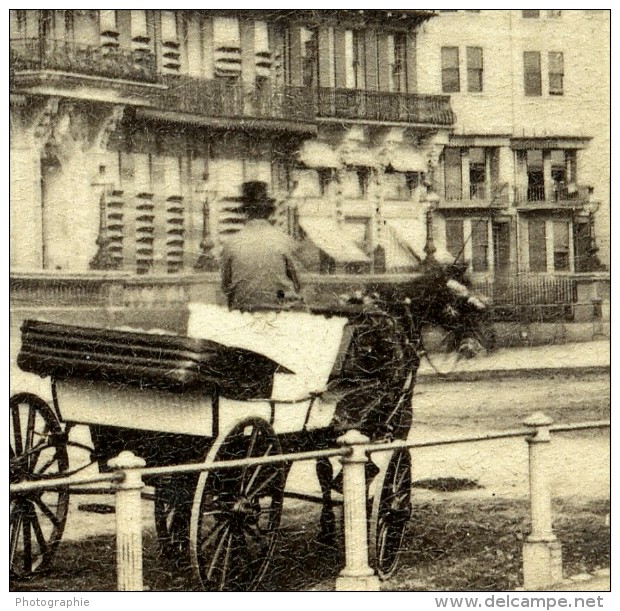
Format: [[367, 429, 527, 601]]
[[341, 147, 376, 168], [386, 219, 454, 265], [299, 217, 371, 263], [387, 148, 427, 173], [298, 141, 341, 169]]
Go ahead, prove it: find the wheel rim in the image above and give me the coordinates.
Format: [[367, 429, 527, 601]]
[[154, 475, 197, 568], [190, 418, 286, 591], [9, 393, 69, 579], [369, 448, 412, 580]]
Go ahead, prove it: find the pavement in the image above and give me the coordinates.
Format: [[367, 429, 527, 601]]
[[417, 340, 610, 382]]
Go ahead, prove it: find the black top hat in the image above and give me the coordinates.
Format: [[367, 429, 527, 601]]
[[236, 181, 276, 213]]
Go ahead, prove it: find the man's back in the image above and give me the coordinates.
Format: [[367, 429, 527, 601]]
[[221, 220, 301, 310]]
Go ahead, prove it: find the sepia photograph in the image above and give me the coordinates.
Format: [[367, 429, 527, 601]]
[[8, 5, 611, 599]]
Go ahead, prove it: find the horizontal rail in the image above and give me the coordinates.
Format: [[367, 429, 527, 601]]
[[10, 419, 608, 495], [139, 446, 348, 478], [10, 471, 122, 494]]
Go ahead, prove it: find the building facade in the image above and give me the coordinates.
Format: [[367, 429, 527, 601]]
[[10, 9, 455, 279], [9, 10, 609, 309], [416, 9, 610, 285]]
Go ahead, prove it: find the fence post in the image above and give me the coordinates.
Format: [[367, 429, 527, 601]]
[[335, 430, 380, 592], [522, 413, 562, 590], [108, 451, 146, 592]]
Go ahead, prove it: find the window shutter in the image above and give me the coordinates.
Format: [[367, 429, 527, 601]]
[[214, 16, 242, 78]]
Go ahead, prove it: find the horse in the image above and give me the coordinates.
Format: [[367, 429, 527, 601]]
[[314, 258, 496, 543]]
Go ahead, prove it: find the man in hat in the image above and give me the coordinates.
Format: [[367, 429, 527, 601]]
[[220, 181, 303, 311]]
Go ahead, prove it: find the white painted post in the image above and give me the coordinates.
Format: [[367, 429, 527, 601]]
[[108, 451, 146, 592], [335, 430, 380, 592], [522, 412, 563, 590]]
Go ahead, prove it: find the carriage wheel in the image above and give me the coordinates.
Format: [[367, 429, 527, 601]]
[[10, 393, 69, 579], [190, 418, 286, 591], [368, 448, 412, 580], [154, 474, 197, 569]]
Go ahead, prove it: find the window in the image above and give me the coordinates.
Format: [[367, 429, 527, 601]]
[[301, 27, 317, 87], [524, 51, 542, 96], [526, 150, 545, 201], [444, 148, 462, 200], [442, 47, 460, 93], [130, 10, 148, 41], [353, 31, 366, 89], [553, 220, 570, 271], [522, 10, 540, 19], [548, 51, 564, 95], [467, 47, 483, 93], [214, 16, 241, 78], [99, 9, 117, 35], [469, 148, 486, 199], [528, 219, 547, 272], [471, 220, 489, 272], [547, 10, 562, 18], [446, 219, 465, 263], [390, 33, 407, 93]]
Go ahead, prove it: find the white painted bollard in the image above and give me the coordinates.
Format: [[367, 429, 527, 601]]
[[108, 451, 146, 592], [522, 413, 562, 590], [335, 430, 380, 592]]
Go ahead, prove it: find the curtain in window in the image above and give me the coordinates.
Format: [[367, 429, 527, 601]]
[[445, 219, 464, 262], [441, 46, 459, 93], [467, 46, 483, 92], [528, 219, 547, 272], [553, 220, 570, 271], [471, 220, 489, 272], [444, 148, 462, 200], [524, 51, 542, 96], [548, 51, 564, 95]]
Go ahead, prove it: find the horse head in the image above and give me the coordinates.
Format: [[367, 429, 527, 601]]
[[370, 259, 496, 358]]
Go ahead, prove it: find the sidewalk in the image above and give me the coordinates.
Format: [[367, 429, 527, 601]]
[[417, 340, 610, 382]]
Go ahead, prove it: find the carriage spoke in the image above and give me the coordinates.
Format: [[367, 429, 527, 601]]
[[199, 518, 228, 554], [217, 529, 236, 591], [35, 454, 60, 477], [205, 524, 231, 583], [10, 509, 24, 567], [244, 443, 275, 495], [33, 495, 62, 530], [240, 427, 260, 486], [22, 507, 33, 574], [247, 469, 279, 499], [30, 510, 49, 554], [25, 406, 37, 470], [11, 402, 24, 457]]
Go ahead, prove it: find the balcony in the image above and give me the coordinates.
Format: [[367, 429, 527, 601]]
[[437, 183, 509, 210], [317, 88, 456, 126], [514, 184, 591, 210], [146, 75, 316, 132], [10, 38, 159, 85]]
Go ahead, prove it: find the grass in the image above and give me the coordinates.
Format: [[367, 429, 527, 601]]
[[10, 496, 609, 593]]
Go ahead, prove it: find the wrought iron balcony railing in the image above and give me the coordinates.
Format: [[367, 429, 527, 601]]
[[316, 87, 456, 126], [10, 38, 159, 84], [514, 184, 590, 206], [158, 75, 315, 123]]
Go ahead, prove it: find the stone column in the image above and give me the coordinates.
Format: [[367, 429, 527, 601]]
[[9, 97, 60, 270]]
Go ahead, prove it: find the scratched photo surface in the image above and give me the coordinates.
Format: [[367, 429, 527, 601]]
[[9, 9, 610, 594]]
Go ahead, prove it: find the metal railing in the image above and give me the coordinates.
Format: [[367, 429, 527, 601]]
[[514, 184, 590, 205], [472, 275, 577, 322], [317, 87, 455, 125], [159, 75, 315, 123], [10, 38, 159, 83], [9, 415, 609, 592]]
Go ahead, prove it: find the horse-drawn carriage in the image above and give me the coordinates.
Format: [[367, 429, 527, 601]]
[[10, 270, 492, 591]]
